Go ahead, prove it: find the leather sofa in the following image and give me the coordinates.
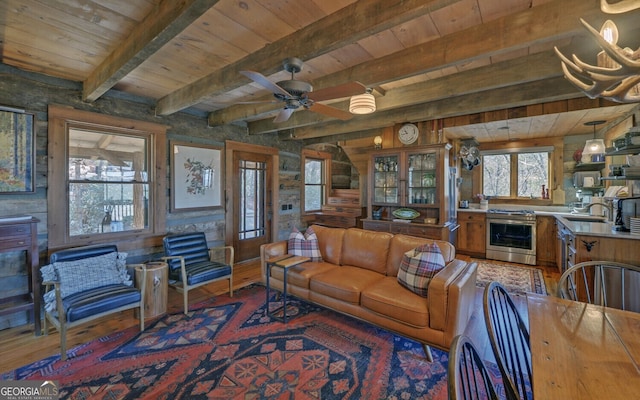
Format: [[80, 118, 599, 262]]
[[260, 225, 478, 361]]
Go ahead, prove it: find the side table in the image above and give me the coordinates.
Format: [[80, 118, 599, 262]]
[[265, 255, 309, 323], [134, 262, 168, 319]]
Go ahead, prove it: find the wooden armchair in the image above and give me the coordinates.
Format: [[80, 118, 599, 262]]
[[161, 232, 234, 314], [42, 244, 144, 360]]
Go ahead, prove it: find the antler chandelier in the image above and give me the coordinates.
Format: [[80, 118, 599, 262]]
[[554, 18, 640, 103]]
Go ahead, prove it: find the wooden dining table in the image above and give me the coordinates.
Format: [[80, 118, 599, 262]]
[[527, 293, 640, 399]]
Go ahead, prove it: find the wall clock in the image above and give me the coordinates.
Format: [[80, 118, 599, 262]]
[[398, 123, 419, 145]]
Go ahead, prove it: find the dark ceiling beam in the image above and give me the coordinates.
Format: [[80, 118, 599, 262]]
[[209, 0, 604, 128], [83, 0, 219, 102], [156, 0, 462, 116], [285, 77, 583, 140], [249, 50, 565, 135]]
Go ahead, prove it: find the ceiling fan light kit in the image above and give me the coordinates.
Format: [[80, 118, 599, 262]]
[[349, 90, 376, 114], [239, 57, 367, 123]]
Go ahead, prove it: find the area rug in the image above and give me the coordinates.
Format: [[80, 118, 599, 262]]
[[474, 259, 547, 295], [2, 285, 507, 399]]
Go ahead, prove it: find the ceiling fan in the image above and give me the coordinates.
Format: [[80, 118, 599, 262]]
[[240, 57, 367, 123]]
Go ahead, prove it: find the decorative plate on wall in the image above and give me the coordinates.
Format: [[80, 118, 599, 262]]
[[392, 208, 420, 220]]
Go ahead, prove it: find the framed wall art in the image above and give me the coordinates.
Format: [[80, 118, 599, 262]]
[[171, 141, 222, 211], [0, 107, 35, 194]]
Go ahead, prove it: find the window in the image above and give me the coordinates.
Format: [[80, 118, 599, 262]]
[[482, 148, 550, 199], [48, 106, 167, 248], [302, 149, 331, 213], [68, 128, 149, 236]]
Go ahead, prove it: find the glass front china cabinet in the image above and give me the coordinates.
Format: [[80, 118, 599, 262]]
[[364, 143, 454, 241]]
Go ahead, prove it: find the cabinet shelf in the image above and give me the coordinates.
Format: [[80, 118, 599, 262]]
[[601, 176, 640, 181], [605, 146, 640, 156], [574, 162, 605, 171]]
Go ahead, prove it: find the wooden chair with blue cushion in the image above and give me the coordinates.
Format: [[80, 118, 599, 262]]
[[42, 244, 145, 360], [161, 232, 234, 314]]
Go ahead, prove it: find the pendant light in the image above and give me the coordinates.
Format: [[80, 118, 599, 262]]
[[582, 120, 606, 163]]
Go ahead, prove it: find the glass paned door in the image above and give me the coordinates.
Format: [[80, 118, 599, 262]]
[[372, 155, 399, 204], [407, 152, 437, 205], [234, 150, 272, 261], [239, 159, 265, 240]]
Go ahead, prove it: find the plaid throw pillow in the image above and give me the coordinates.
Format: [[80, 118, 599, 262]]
[[397, 243, 445, 297], [288, 226, 323, 262]]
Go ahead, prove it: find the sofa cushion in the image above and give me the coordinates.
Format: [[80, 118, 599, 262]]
[[62, 284, 141, 322], [340, 228, 393, 274], [309, 224, 345, 265], [310, 266, 384, 304], [269, 261, 337, 289], [288, 226, 323, 262], [361, 277, 429, 327], [397, 243, 445, 297]]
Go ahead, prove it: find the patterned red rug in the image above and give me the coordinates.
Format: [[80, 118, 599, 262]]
[[2, 285, 505, 399]]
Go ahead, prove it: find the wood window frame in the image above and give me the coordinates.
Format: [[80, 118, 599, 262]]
[[47, 105, 168, 252], [302, 149, 331, 214], [473, 137, 563, 206]]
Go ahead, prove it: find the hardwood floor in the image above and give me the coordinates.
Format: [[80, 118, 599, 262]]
[[0, 259, 263, 373], [0, 258, 559, 374]]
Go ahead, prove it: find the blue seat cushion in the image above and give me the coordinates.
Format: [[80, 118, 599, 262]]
[[62, 284, 141, 323], [169, 261, 232, 286]]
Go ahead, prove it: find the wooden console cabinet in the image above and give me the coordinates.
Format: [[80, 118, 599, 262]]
[[0, 217, 40, 335]]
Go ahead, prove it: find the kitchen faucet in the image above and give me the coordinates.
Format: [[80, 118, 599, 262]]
[[582, 201, 614, 222]]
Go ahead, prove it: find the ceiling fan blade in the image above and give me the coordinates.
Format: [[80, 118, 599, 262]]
[[308, 81, 366, 102], [240, 70, 292, 98], [273, 108, 295, 123], [308, 102, 353, 121]]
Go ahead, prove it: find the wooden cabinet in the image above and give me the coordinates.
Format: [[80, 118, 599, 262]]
[[0, 217, 40, 335], [556, 219, 576, 274], [456, 211, 486, 257], [363, 143, 454, 241], [536, 215, 557, 267]]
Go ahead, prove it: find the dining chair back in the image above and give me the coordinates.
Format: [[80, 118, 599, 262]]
[[483, 281, 533, 400], [448, 334, 499, 400], [557, 261, 640, 312]]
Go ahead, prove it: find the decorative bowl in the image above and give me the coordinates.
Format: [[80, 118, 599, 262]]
[[392, 208, 420, 220]]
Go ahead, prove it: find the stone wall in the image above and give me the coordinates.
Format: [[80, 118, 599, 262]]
[[0, 63, 304, 329]]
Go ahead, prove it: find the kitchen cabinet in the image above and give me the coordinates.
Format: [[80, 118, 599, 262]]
[[536, 215, 556, 267], [456, 211, 486, 257], [556, 219, 575, 274], [363, 143, 454, 241]]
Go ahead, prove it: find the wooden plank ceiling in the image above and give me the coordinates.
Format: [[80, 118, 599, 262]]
[[1, 0, 639, 143]]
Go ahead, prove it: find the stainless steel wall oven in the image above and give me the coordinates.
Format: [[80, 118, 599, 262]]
[[486, 209, 537, 265]]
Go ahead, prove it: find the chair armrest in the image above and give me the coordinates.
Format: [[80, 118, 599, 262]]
[[259, 240, 288, 283], [161, 255, 187, 284], [428, 259, 478, 347], [42, 280, 58, 288], [208, 245, 235, 267]]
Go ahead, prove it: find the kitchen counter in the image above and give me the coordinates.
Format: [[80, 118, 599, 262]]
[[457, 206, 640, 240]]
